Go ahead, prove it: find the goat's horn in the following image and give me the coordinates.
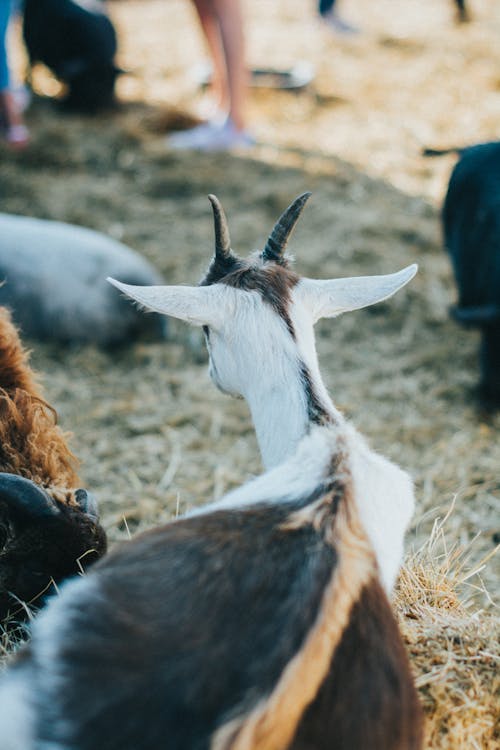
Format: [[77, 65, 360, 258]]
[[0, 473, 60, 520], [262, 192, 312, 262], [208, 194, 232, 259]]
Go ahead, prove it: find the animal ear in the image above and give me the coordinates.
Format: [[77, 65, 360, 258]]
[[297, 265, 418, 322], [107, 279, 227, 328]]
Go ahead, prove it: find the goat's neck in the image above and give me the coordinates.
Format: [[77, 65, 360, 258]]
[[245, 354, 342, 471]]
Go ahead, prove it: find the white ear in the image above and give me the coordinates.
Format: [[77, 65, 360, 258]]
[[297, 264, 418, 322], [107, 278, 227, 328]]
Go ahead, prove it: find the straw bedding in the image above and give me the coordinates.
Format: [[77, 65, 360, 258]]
[[1, 1, 498, 746]]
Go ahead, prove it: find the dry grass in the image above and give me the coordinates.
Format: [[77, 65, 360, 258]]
[[396, 506, 499, 748], [1, 1, 499, 747]]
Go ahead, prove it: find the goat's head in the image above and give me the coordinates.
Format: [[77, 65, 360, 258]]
[[108, 194, 417, 400], [0, 473, 107, 624]]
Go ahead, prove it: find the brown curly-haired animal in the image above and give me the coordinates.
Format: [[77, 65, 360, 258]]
[[0, 307, 107, 626]]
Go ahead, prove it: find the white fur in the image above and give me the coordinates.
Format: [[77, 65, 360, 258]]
[[345, 427, 415, 591], [190, 424, 344, 515], [193, 421, 413, 593], [115, 263, 417, 593], [189, 275, 414, 591], [0, 662, 35, 750], [297, 265, 418, 322], [107, 279, 227, 329], [0, 577, 101, 750]]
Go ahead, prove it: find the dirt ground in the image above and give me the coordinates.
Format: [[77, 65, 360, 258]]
[[1, 0, 499, 746]]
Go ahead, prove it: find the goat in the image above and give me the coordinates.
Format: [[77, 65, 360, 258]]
[[0, 307, 107, 626], [0, 212, 166, 347], [441, 141, 500, 409], [22, 0, 120, 112], [0, 194, 422, 750]]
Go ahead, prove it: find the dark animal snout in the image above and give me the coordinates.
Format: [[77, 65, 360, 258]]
[[0, 473, 106, 626]]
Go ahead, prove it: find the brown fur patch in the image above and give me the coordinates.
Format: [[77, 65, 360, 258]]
[[290, 579, 424, 750], [201, 258, 300, 338], [202, 257, 336, 424], [0, 307, 79, 490], [281, 441, 352, 538], [211, 484, 376, 750]]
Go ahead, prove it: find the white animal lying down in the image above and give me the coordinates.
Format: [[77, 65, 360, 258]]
[[0, 213, 166, 346], [0, 194, 422, 750]]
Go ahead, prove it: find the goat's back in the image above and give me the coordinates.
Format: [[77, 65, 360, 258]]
[[7, 497, 422, 750]]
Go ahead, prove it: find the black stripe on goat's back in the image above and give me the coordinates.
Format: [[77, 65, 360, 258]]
[[35, 500, 337, 750], [290, 578, 423, 750]]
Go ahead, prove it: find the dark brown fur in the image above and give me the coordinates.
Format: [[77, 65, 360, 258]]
[[289, 578, 423, 750], [0, 307, 106, 624], [299, 362, 335, 427], [209, 456, 422, 750]]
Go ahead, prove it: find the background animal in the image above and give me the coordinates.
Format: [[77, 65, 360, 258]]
[[0, 213, 166, 347], [0, 195, 422, 750], [2, 2, 498, 746], [22, 0, 120, 112], [454, 0, 469, 22], [441, 141, 500, 409], [0, 307, 107, 626]]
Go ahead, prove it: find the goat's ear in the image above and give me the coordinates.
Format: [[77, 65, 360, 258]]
[[107, 279, 227, 328], [297, 264, 418, 322]]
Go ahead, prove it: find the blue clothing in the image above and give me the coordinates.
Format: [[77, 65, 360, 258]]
[[318, 0, 337, 15], [0, 0, 13, 90]]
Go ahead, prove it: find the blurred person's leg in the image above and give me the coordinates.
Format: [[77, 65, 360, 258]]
[[168, 0, 252, 150], [0, 0, 29, 147], [210, 0, 247, 131], [192, 0, 227, 114]]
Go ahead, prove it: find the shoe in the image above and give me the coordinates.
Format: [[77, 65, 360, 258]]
[[167, 118, 222, 148], [5, 124, 30, 149], [0, 88, 30, 149], [167, 117, 254, 152]]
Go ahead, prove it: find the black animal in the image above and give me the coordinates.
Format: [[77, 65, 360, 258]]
[[22, 0, 120, 112], [442, 141, 500, 409], [454, 0, 469, 22], [0, 307, 107, 628]]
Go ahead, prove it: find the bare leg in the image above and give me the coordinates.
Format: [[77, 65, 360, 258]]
[[191, 0, 227, 113], [168, 0, 252, 150], [191, 0, 247, 131], [211, 0, 247, 131]]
